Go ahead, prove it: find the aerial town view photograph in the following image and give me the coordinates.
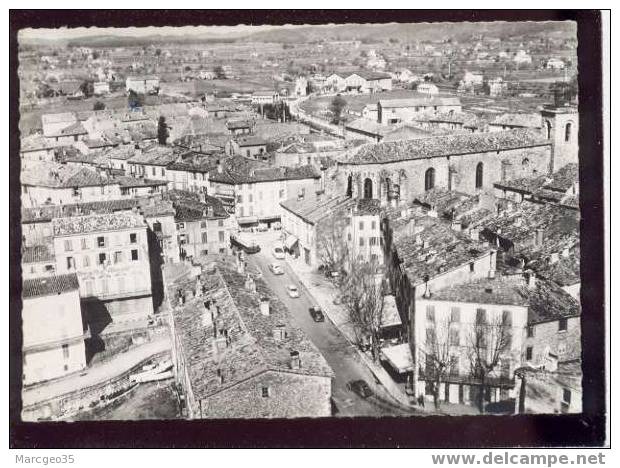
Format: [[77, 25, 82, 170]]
[[12, 14, 599, 437]]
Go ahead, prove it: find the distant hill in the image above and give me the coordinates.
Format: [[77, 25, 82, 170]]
[[19, 21, 576, 48]]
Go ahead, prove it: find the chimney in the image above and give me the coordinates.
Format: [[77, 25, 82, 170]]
[[470, 228, 480, 242], [535, 228, 544, 246], [290, 350, 301, 370], [451, 219, 462, 232], [525, 270, 537, 289], [260, 297, 270, 316]]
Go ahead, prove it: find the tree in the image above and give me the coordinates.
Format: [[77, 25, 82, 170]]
[[213, 65, 226, 79], [128, 89, 144, 110], [316, 214, 350, 273], [466, 312, 512, 414], [420, 316, 456, 410], [329, 95, 347, 125], [339, 259, 386, 361], [79, 80, 94, 98], [155, 48, 162, 56], [93, 101, 106, 111], [157, 116, 170, 145]]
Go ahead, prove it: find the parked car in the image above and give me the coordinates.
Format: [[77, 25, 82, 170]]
[[346, 379, 374, 398], [309, 306, 325, 322], [269, 263, 284, 275], [272, 245, 285, 260], [286, 284, 300, 298]]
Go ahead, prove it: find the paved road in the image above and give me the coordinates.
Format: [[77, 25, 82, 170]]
[[247, 240, 412, 417]]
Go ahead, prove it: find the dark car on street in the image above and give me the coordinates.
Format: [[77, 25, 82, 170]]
[[346, 379, 374, 398], [309, 306, 325, 322]]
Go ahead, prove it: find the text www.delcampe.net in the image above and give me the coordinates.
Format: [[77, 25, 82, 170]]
[[431, 452, 606, 467]]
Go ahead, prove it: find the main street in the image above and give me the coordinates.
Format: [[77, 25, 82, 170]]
[[246, 231, 414, 417]]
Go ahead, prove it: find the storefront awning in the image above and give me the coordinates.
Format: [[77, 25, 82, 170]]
[[381, 343, 413, 374], [284, 235, 299, 249], [259, 215, 281, 222], [380, 295, 402, 328], [237, 216, 258, 225]]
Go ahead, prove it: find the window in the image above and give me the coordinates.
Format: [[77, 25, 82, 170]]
[[153, 222, 162, 233], [469, 261, 475, 273], [359, 237, 365, 247], [161, 168, 165, 177], [363, 178, 373, 199], [201, 232, 208, 244], [218, 220, 224, 227], [114, 251, 123, 264], [526, 346, 533, 361], [369, 237, 377, 246], [237, 195, 243, 203], [359, 221, 364, 230], [200, 221, 207, 229], [81, 238, 88, 250], [425, 327, 436, 346], [475, 308, 487, 325], [424, 168, 435, 191], [97, 236, 105, 247], [152, 167, 156, 176], [131, 249, 139, 261], [64, 240, 73, 252], [130, 233, 137, 244], [261, 386, 270, 398], [249, 194, 253, 203], [449, 356, 459, 376], [426, 305, 435, 322], [218, 231, 225, 243], [279, 189, 285, 199], [371, 220, 377, 230], [527, 326, 535, 338], [177, 222, 185, 230], [66, 257, 75, 270], [450, 307, 461, 323], [564, 123, 572, 142], [82, 255, 90, 268], [475, 162, 484, 189], [99, 253, 107, 265], [502, 310, 512, 327], [348, 233, 352, 241], [449, 328, 460, 346], [62, 344, 69, 359], [558, 318, 568, 331]]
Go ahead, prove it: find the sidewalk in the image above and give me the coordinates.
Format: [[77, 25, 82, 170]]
[[23, 336, 172, 407], [285, 255, 413, 409]]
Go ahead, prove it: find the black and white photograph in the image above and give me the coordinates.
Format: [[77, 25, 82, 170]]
[[8, 9, 609, 451]]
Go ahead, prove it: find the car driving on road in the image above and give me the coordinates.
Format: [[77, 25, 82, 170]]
[[272, 245, 285, 260], [286, 284, 300, 298], [309, 306, 325, 322], [269, 263, 284, 275], [346, 379, 374, 398]]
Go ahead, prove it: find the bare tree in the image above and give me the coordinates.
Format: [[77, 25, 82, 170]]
[[339, 259, 386, 361], [466, 311, 512, 414], [420, 315, 456, 410], [316, 213, 349, 273]]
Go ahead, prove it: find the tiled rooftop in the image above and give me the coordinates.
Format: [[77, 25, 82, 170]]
[[378, 96, 461, 108], [165, 190, 230, 221], [343, 129, 550, 165], [210, 155, 320, 185], [489, 113, 542, 128], [169, 257, 334, 400], [281, 194, 378, 225], [52, 212, 146, 236], [23, 273, 80, 299], [22, 243, 55, 264], [127, 145, 179, 166], [430, 274, 581, 325], [21, 162, 119, 189]]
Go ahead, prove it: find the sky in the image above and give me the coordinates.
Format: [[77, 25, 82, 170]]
[[18, 24, 310, 41]]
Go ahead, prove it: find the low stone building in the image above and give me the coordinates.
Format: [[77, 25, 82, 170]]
[[170, 256, 334, 419]]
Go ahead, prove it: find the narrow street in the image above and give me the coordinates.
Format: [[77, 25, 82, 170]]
[[246, 232, 414, 417]]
